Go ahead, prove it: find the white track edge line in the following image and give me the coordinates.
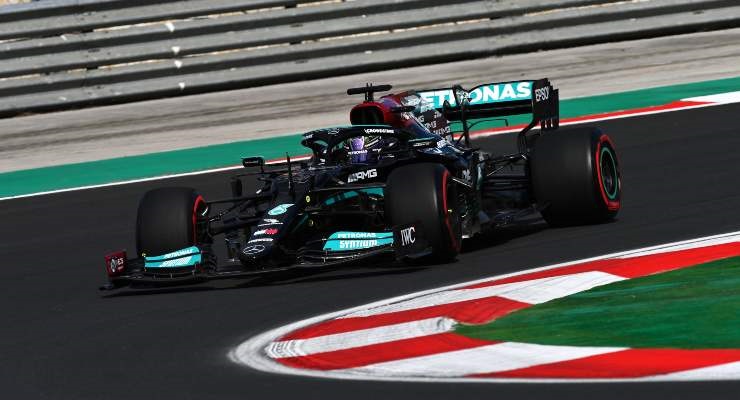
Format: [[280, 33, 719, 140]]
[[0, 155, 313, 202], [0, 100, 730, 202], [229, 229, 740, 383]]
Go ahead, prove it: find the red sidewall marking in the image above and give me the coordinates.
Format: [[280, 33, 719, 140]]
[[595, 134, 620, 211], [192, 195, 205, 244]]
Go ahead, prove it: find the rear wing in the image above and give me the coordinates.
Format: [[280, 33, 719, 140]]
[[415, 79, 559, 149]]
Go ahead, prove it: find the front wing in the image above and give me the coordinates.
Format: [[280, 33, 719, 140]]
[[100, 223, 429, 291]]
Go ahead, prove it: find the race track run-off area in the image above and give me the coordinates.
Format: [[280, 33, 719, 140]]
[[4, 98, 740, 399], [233, 232, 740, 382]]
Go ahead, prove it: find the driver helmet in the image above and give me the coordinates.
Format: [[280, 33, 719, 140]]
[[349, 135, 382, 163]]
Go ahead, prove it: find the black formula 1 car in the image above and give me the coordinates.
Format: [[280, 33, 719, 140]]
[[101, 79, 621, 290]]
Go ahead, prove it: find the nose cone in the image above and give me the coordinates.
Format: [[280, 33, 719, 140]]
[[238, 242, 272, 264]]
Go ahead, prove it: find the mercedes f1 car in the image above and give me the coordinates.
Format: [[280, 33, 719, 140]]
[[101, 79, 621, 290]]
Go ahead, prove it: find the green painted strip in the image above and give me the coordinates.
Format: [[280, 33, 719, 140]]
[[3, 76, 740, 198], [456, 257, 740, 349], [0, 134, 306, 198]]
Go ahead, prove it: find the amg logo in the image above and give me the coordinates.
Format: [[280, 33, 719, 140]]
[[347, 169, 378, 183], [400, 226, 416, 246], [535, 86, 550, 102]]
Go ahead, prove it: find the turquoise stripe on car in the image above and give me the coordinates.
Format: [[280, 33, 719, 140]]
[[323, 231, 394, 252], [144, 246, 201, 268]]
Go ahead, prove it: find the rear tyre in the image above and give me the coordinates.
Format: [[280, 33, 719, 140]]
[[385, 163, 462, 263], [136, 187, 206, 257], [531, 126, 621, 226]]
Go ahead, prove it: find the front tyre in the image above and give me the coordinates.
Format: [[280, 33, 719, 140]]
[[531, 127, 621, 226], [136, 187, 207, 257], [385, 163, 462, 263]]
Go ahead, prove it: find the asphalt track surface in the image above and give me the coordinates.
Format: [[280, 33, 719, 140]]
[[3, 104, 740, 399]]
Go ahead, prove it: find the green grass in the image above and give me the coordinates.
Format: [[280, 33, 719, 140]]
[[456, 257, 740, 349]]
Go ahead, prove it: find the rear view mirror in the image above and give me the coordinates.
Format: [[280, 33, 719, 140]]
[[242, 156, 265, 168]]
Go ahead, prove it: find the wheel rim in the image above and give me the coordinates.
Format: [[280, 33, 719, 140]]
[[599, 146, 619, 200]]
